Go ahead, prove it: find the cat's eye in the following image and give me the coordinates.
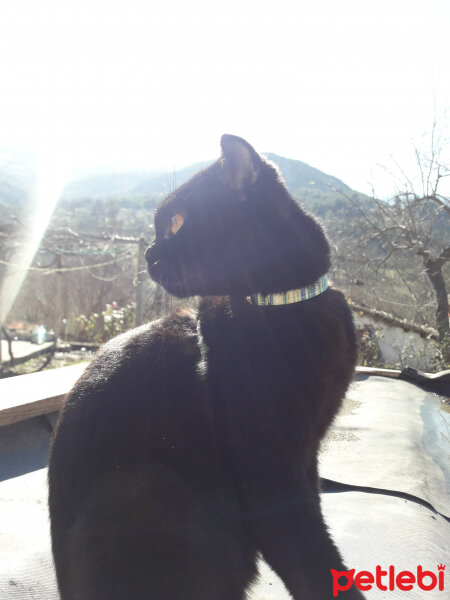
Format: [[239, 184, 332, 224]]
[[170, 213, 184, 235]]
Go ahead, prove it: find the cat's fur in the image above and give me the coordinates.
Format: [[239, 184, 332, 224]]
[[48, 135, 363, 599]]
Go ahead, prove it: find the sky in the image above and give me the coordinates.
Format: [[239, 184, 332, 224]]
[[0, 0, 449, 196]]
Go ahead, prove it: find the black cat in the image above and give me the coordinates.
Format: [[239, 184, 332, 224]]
[[48, 135, 363, 599]]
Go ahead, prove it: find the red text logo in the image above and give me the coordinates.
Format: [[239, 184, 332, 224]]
[[330, 564, 446, 596]]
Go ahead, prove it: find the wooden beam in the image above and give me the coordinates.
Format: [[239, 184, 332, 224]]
[[0, 363, 88, 427], [355, 366, 401, 379]]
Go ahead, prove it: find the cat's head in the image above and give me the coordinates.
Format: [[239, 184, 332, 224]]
[[145, 135, 330, 298]]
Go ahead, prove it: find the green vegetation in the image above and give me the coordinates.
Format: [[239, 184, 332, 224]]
[[76, 303, 136, 344]]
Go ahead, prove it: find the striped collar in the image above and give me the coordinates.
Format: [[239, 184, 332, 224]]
[[246, 275, 328, 306]]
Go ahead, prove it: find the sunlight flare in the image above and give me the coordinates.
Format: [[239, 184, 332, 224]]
[[0, 155, 68, 327]]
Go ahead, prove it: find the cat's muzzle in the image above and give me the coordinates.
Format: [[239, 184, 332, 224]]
[[144, 242, 163, 282], [145, 243, 185, 296], [144, 242, 158, 266]]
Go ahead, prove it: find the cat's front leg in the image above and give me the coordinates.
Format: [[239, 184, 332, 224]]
[[244, 489, 365, 599], [56, 464, 257, 600]]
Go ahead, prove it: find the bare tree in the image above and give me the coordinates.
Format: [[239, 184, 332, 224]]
[[332, 123, 449, 360]]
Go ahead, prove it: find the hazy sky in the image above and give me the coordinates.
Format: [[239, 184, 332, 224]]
[[1, 0, 449, 196]]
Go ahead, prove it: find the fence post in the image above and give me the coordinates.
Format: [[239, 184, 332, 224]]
[[135, 237, 148, 327]]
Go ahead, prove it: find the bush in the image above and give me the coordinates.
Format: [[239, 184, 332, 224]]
[[76, 302, 136, 343]]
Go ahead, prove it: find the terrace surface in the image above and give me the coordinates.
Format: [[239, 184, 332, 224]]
[[0, 369, 449, 599]]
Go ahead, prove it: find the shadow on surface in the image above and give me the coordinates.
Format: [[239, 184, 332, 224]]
[[0, 417, 53, 481]]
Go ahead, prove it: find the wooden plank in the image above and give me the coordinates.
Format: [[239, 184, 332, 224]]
[[355, 366, 401, 378], [0, 363, 88, 427]]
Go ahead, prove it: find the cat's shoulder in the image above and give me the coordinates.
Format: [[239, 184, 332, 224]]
[[72, 308, 199, 392]]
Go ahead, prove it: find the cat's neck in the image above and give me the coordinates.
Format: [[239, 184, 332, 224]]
[[197, 284, 333, 360]]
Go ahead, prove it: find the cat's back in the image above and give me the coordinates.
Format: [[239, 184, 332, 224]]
[[49, 308, 207, 523]]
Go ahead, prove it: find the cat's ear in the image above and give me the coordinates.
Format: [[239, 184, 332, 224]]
[[220, 134, 260, 192]]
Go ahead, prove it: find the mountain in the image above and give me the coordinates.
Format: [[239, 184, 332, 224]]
[[61, 170, 160, 200], [0, 148, 359, 209], [61, 161, 214, 200], [263, 153, 352, 194], [0, 149, 36, 212], [131, 155, 353, 197], [131, 161, 213, 196]]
